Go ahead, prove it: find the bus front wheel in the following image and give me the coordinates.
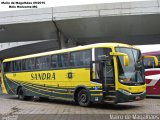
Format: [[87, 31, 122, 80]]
[[77, 89, 90, 107]]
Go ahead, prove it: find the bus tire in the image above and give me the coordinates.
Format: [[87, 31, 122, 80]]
[[77, 89, 90, 107], [18, 87, 27, 100]]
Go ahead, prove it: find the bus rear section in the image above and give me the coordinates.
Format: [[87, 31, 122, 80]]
[[143, 51, 160, 96]]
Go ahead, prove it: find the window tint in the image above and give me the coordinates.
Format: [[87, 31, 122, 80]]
[[95, 48, 112, 60], [59, 53, 69, 68], [70, 49, 91, 67], [42, 56, 50, 69], [143, 58, 155, 69], [51, 55, 58, 69], [3, 62, 12, 72], [36, 56, 50, 70], [70, 51, 81, 67], [36, 57, 43, 70], [81, 50, 91, 66], [12, 60, 21, 71], [57, 55, 62, 67], [143, 55, 160, 69], [95, 48, 113, 79], [22, 59, 27, 71], [51, 54, 69, 69], [27, 58, 35, 70]]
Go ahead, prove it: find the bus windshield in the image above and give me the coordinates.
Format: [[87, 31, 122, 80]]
[[115, 47, 145, 85]]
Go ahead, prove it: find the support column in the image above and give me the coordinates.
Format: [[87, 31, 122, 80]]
[[58, 32, 68, 49], [67, 39, 79, 47]]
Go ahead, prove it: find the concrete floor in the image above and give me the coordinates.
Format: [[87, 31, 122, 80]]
[[0, 94, 160, 120]]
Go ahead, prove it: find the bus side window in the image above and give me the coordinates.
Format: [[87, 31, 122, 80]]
[[70, 49, 91, 67], [70, 51, 81, 67], [95, 48, 113, 79], [12, 61, 21, 72], [51, 55, 58, 69], [22, 59, 26, 71], [59, 53, 69, 68], [81, 50, 91, 66], [22, 59, 30, 71], [42, 56, 50, 70], [12, 61, 16, 71], [95, 48, 112, 60], [3, 62, 12, 72], [36, 57, 42, 70], [17, 61, 21, 71], [28, 58, 35, 70], [57, 55, 62, 68], [143, 58, 155, 69]]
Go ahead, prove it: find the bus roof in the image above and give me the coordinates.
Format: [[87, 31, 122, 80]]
[[3, 43, 138, 62]]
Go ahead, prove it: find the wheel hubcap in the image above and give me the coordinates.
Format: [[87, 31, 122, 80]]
[[80, 94, 87, 102]]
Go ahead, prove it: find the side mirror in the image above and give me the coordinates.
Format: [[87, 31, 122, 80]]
[[110, 52, 129, 66], [142, 56, 159, 67]]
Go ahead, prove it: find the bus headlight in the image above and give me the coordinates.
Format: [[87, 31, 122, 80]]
[[119, 89, 131, 95], [120, 79, 124, 82]]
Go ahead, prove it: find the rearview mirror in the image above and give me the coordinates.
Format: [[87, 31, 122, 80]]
[[110, 52, 129, 66], [142, 56, 159, 67]]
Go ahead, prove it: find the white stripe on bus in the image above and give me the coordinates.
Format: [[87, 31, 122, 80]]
[[145, 68, 160, 71], [147, 79, 159, 87], [146, 74, 160, 80], [146, 74, 160, 86]]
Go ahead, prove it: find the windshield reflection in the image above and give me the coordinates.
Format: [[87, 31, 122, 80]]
[[116, 47, 145, 85]]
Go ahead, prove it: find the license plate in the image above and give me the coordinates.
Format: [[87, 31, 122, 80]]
[[135, 96, 140, 100]]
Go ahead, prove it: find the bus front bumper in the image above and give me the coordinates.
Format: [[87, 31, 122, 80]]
[[115, 89, 146, 103]]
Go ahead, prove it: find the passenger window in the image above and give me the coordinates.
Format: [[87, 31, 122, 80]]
[[28, 58, 35, 70], [36, 57, 42, 70], [143, 58, 155, 69], [70, 51, 81, 67], [95, 48, 113, 78], [59, 53, 69, 68], [42, 56, 50, 69], [12, 61, 21, 72], [57, 55, 62, 67], [22, 59, 27, 71], [70, 49, 91, 67], [51, 55, 58, 69], [81, 50, 91, 66], [3, 62, 12, 72], [35, 56, 50, 70], [95, 48, 112, 61]]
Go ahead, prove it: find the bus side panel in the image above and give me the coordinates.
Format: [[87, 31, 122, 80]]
[[5, 70, 73, 100], [145, 68, 160, 95], [4, 68, 103, 102]]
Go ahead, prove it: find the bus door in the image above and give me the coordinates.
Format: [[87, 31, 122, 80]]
[[102, 60, 115, 93], [91, 59, 115, 95]]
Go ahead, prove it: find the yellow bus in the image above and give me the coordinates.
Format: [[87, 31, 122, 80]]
[[1, 43, 158, 106]]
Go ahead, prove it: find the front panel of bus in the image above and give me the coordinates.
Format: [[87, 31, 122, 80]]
[[92, 47, 146, 103], [114, 47, 146, 103], [143, 55, 160, 95]]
